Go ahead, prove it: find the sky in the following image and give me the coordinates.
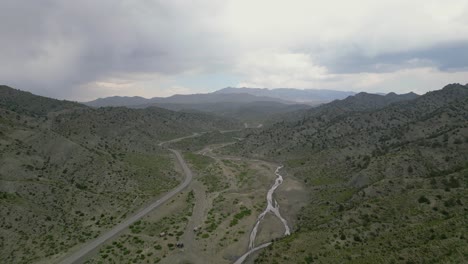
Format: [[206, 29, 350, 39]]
[[1, 0, 468, 101]]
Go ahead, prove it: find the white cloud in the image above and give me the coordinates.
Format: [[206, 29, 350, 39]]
[[234, 51, 468, 94], [223, 0, 468, 55], [347, 67, 468, 94], [236, 51, 329, 88], [74, 72, 199, 101]]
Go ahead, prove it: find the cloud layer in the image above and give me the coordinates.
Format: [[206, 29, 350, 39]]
[[1, 0, 467, 100]]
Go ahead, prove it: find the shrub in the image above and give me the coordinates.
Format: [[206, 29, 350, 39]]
[[418, 196, 430, 204]]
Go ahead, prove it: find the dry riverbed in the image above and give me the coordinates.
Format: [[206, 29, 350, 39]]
[[84, 143, 307, 264], [163, 144, 308, 264]]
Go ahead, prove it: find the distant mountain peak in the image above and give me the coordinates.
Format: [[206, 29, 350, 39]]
[[354, 92, 374, 97]]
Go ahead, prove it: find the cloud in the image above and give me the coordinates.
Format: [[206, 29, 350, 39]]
[[236, 52, 329, 88], [0, 0, 229, 99], [0, 0, 467, 99], [234, 51, 468, 94], [346, 67, 468, 94], [322, 42, 468, 74]]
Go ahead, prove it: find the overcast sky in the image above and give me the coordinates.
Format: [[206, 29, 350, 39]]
[[1, 0, 468, 101]]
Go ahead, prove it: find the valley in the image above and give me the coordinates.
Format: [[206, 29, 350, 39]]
[[78, 131, 307, 264], [1, 84, 467, 264]]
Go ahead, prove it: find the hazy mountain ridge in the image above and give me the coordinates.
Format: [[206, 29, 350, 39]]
[[83, 87, 367, 125], [151, 101, 311, 123], [226, 83, 468, 263], [85, 87, 357, 108], [85, 95, 148, 107], [85, 92, 293, 108], [214, 87, 356, 103], [85, 91, 312, 124]]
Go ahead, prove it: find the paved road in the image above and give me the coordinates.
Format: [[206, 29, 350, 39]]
[[59, 148, 193, 264]]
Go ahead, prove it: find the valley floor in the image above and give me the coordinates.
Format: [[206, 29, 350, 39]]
[[80, 139, 307, 264]]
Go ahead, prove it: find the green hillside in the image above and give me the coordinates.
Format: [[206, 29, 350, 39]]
[[0, 86, 241, 263], [227, 84, 468, 263]]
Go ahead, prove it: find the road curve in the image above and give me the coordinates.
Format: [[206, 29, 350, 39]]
[[59, 148, 193, 264], [233, 242, 272, 264]]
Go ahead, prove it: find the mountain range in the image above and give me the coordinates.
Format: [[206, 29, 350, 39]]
[[85, 87, 356, 108], [84, 88, 359, 125], [214, 87, 356, 103]]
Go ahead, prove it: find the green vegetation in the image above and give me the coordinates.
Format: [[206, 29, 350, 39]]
[[220, 161, 257, 187], [86, 191, 194, 264], [184, 152, 213, 171], [230, 206, 252, 227], [125, 153, 178, 195], [184, 152, 228, 192]]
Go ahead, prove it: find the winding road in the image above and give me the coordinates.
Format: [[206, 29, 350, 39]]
[[59, 137, 196, 264]]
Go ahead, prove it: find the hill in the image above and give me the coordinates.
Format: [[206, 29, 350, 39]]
[[84, 95, 148, 108], [149, 101, 310, 124], [0, 86, 241, 263], [262, 90, 420, 127], [0, 85, 84, 116], [225, 83, 468, 263]]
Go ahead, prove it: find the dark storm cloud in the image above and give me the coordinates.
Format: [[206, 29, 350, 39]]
[[318, 42, 468, 74], [0, 0, 228, 98]]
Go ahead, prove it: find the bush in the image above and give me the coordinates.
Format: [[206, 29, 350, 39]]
[[418, 195, 430, 204], [353, 235, 362, 242], [75, 183, 87, 190]]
